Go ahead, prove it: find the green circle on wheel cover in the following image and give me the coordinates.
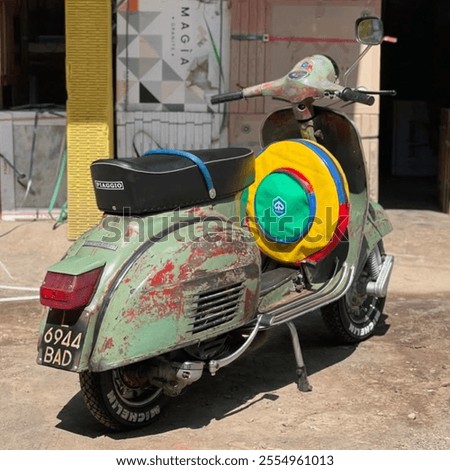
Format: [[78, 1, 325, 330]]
[[254, 171, 311, 243]]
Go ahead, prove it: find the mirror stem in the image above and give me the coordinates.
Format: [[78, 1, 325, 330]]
[[343, 44, 372, 86]]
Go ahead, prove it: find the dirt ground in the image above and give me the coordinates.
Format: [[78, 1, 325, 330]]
[[0, 209, 449, 450]]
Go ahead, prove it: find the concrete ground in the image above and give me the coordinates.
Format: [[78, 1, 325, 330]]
[[0, 207, 449, 450]]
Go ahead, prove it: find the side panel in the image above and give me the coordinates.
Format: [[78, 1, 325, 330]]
[[37, 197, 260, 374], [90, 217, 261, 372]]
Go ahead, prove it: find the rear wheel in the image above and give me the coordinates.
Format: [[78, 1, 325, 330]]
[[321, 242, 386, 344], [80, 367, 168, 431]]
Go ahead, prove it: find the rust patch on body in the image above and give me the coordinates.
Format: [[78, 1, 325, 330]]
[[186, 207, 208, 216], [98, 337, 114, 353], [210, 247, 229, 257], [139, 287, 183, 319], [179, 246, 208, 281], [123, 308, 137, 323], [124, 221, 140, 239], [244, 287, 257, 316]]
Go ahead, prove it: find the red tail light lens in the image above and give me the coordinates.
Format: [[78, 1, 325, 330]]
[[40, 267, 103, 310]]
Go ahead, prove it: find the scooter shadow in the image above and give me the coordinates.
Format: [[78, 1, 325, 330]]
[[56, 311, 389, 439]]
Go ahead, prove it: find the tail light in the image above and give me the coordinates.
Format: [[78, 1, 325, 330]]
[[40, 267, 103, 310]]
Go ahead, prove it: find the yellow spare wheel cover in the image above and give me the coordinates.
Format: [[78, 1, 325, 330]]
[[246, 139, 350, 265]]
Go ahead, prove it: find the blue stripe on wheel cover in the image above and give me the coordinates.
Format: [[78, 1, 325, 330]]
[[296, 139, 346, 204]]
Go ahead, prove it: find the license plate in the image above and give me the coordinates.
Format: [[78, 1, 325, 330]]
[[39, 324, 85, 371]]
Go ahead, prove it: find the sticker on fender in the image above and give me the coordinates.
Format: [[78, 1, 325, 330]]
[[39, 325, 85, 370]]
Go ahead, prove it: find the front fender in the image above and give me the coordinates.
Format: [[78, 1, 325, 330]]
[[363, 201, 393, 252]]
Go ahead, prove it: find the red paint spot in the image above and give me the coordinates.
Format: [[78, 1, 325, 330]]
[[179, 263, 190, 281], [211, 247, 230, 257], [139, 287, 183, 319], [162, 288, 181, 312], [179, 246, 208, 281], [244, 287, 257, 316], [123, 308, 137, 323], [188, 247, 208, 262], [186, 207, 206, 216], [150, 260, 175, 286], [99, 337, 114, 353]]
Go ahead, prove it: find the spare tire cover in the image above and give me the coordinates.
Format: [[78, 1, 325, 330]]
[[246, 139, 350, 265]]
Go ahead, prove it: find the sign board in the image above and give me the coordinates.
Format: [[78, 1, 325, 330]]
[[116, 0, 229, 112]]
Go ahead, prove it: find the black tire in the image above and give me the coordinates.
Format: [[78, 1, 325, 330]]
[[321, 242, 386, 344], [79, 368, 168, 431]]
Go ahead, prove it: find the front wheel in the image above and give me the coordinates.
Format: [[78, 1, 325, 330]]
[[79, 367, 168, 431], [321, 242, 386, 344]]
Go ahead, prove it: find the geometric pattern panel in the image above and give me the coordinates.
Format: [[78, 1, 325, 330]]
[[116, 0, 230, 112]]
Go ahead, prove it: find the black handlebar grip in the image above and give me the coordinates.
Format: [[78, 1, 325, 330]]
[[340, 87, 375, 106], [210, 91, 244, 105]]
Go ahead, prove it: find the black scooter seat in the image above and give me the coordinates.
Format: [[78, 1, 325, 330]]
[[91, 148, 255, 214]]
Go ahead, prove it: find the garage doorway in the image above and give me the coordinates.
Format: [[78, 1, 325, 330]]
[[1, 0, 65, 109], [379, 0, 450, 211]]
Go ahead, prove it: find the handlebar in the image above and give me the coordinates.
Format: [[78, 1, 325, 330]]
[[338, 87, 375, 106], [210, 91, 244, 105], [211, 86, 379, 107], [209, 54, 395, 107]]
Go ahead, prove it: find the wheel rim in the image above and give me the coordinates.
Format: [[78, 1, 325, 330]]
[[346, 290, 380, 325], [112, 368, 162, 408]]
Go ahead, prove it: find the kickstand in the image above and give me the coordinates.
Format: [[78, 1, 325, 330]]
[[286, 321, 312, 392]]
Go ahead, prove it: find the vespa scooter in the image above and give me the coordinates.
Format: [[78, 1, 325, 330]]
[[37, 16, 394, 430]]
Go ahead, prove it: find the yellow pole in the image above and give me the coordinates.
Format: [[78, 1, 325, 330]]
[[65, 0, 114, 239]]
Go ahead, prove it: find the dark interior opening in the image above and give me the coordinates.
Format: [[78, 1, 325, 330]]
[[379, 0, 450, 210], [1, 0, 66, 109]]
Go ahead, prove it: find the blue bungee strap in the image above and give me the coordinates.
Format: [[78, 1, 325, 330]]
[[142, 149, 216, 200]]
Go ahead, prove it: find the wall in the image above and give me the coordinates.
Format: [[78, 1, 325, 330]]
[[0, 111, 66, 219]]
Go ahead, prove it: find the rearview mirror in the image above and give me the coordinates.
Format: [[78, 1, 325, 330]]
[[355, 17, 384, 45]]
